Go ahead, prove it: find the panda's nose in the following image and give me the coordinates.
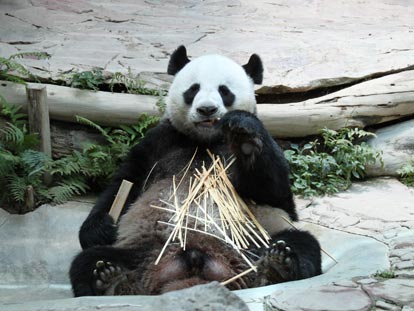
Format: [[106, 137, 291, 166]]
[[197, 106, 218, 117]]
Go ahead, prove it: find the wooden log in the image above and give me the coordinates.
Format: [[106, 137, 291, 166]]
[[49, 121, 106, 158], [0, 80, 161, 126], [1, 70, 414, 138], [258, 70, 414, 137], [1, 116, 107, 159]]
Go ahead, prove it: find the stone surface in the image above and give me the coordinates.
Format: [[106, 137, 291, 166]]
[[268, 284, 372, 311], [375, 300, 401, 311], [2, 282, 249, 311], [0, 202, 89, 286], [1, 0, 414, 93], [367, 119, 414, 177], [363, 279, 414, 308], [0, 198, 389, 310], [356, 278, 378, 285], [0, 178, 412, 310], [294, 177, 414, 311], [2, 177, 411, 310], [0, 202, 389, 303], [300, 178, 414, 242]]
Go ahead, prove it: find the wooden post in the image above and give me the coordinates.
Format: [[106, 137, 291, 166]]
[[26, 84, 52, 185], [23, 185, 35, 214], [26, 84, 52, 157]]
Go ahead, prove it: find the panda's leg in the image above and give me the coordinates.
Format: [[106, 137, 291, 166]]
[[69, 245, 141, 296], [219, 110, 297, 219], [255, 230, 322, 286]]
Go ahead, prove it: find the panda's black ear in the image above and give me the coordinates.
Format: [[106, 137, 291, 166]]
[[242, 54, 263, 84], [167, 45, 191, 75]]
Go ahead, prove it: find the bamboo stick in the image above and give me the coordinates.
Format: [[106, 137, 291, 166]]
[[108, 179, 133, 223]]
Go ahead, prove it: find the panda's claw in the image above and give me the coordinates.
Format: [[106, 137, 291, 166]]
[[275, 240, 286, 250], [96, 260, 105, 268]]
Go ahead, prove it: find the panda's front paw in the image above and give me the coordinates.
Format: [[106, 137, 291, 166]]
[[219, 110, 264, 161]]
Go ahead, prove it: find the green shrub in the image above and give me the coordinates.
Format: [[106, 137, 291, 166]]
[[397, 162, 414, 187], [284, 127, 382, 198], [69, 68, 105, 91], [374, 270, 395, 279]]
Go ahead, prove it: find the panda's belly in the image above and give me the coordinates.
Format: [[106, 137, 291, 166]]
[[115, 174, 224, 248], [115, 174, 292, 250], [115, 144, 292, 250]]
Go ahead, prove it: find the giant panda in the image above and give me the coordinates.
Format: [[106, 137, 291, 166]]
[[69, 46, 322, 296]]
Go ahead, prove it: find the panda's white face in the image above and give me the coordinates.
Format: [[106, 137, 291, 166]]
[[165, 49, 261, 141]]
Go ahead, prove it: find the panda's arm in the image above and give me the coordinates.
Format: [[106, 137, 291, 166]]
[[220, 110, 297, 220], [79, 120, 182, 249]]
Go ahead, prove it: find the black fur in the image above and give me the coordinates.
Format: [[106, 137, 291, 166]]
[[183, 83, 200, 105], [79, 121, 187, 249], [71, 111, 321, 296], [218, 85, 235, 107], [242, 54, 263, 84], [220, 110, 297, 220], [167, 45, 190, 75]]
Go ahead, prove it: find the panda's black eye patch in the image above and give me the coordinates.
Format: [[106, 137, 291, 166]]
[[183, 83, 200, 105], [218, 85, 235, 107]]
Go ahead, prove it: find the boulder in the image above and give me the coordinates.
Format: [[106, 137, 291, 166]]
[[367, 119, 414, 177]]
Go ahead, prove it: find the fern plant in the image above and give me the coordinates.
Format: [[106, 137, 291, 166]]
[[0, 98, 51, 209], [0, 52, 50, 84], [69, 68, 106, 91], [69, 114, 159, 187], [110, 67, 167, 96], [1, 95, 159, 211], [285, 127, 382, 198]]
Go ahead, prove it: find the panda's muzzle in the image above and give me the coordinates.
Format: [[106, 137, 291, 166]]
[[197, 106, 218, 117], [195, 118, 220, 127], [195, 105, 220, 127]]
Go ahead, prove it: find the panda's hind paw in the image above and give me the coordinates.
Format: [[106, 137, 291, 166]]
[[263, 240, 298, 281], [93, 260, 126, 295]]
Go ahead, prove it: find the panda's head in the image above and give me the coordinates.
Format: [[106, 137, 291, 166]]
[[165, 46, 263, 142]]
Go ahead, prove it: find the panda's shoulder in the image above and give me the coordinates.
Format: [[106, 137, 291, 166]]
[[140, 119, 182, 142], [125, 119, 182, 155]]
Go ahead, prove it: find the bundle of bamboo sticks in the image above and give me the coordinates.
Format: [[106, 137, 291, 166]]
[[151, 149, 271, 271]]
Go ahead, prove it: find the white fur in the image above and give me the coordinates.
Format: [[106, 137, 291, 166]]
[[165, 54, 257, 140]]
